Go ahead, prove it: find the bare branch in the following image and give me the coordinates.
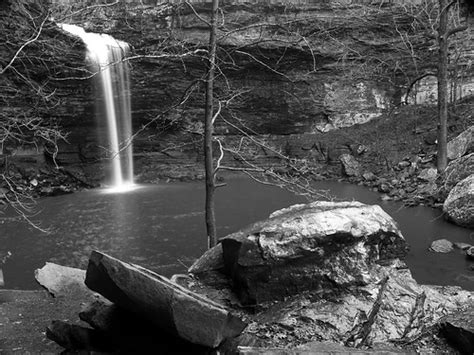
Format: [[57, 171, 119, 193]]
[[0, 13, 49, 75]]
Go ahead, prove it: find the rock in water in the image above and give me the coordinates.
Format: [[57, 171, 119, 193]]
[[219, 201, 408, 304], [453, 242, 472, 251], [85, 251, 246, 348], [447, 125, 474, 161], [467, 247, 474, 260], [443, 174, 474, 228], [429, 239, 454, 253], [339, 154, 362, 177]]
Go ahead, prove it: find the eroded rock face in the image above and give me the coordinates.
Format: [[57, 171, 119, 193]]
[[42, 2, 414, 182], [447, 126, 474, 161], [219, 201, 408, 304], [443, 174, 474, 228], [248, 263, 472, 348]]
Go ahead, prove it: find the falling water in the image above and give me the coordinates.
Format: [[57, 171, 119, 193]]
[[59, 24, 134, 190]]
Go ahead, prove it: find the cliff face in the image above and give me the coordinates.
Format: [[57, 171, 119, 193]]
[[4, 1, 474, 182], [91, 2, 406, 132]]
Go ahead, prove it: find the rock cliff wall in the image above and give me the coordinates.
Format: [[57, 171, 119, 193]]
[[3, 0, 474, 183]]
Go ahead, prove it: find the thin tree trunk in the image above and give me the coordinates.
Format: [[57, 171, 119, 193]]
[[437, 0, 449, 172], [204, 0, 219, 248]]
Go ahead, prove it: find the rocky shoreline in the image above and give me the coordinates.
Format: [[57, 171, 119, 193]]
[[5, 200, 472, 354], [2, 124, 472, 227]]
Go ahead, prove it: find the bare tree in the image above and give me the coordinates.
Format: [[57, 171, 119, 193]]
[[204, 0, 219, 248]]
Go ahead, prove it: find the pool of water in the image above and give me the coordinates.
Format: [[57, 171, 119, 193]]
[[0, 177, 473, 290]]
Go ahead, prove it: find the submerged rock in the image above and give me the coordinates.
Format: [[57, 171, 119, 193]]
[[429, 239, 454, 253], [217, 201, 408, 304], [443, 174, 474, 228], [453, 242, 472, 251]]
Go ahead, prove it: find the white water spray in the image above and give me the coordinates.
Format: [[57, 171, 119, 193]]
[[60, 24, 134, 191]]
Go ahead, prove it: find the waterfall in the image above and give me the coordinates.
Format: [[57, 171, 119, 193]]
[[59, 24, 134, 191]]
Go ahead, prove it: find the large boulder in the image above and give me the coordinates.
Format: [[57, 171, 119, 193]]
[[189, 201, 473, 351], [447, 126, 474, 161], [218, 201, 408, 304], [249, 264, 472, 348], [444, 152, 474, 192], [443, 174, 474, 228]]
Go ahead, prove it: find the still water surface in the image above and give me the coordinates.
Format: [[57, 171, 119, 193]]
[[1, 177, 473, 290]]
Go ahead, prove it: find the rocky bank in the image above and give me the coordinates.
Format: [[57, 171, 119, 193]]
[[16, 200, 473, 354]]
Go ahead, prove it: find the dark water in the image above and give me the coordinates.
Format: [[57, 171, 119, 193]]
[[0, 177, 473, 290]]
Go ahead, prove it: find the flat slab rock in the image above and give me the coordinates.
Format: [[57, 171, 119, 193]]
[[204, 201, 408, 304], [85, 250, 246, 348], [35, 262, 92, 298]]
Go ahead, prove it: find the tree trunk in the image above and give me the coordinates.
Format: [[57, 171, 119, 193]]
[[204, 0, 219, 248], [437, 0, 449, 172]]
